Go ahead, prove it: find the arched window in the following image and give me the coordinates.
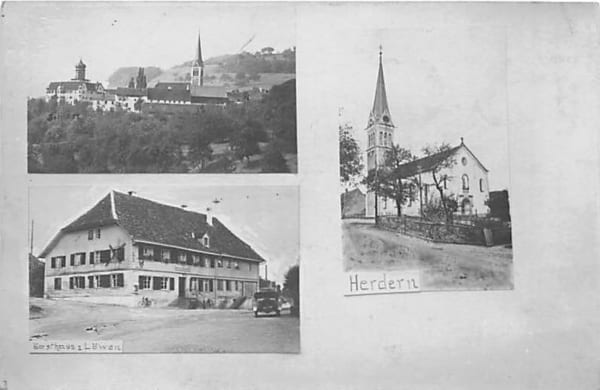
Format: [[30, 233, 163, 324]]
[[479, 178, 484, 192], [462, 174, 469, 191]]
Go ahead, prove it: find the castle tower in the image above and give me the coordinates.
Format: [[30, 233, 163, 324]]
[[365, 47, 395, 218], [73, 59, 87, 81], [191, 32, 204, 87]]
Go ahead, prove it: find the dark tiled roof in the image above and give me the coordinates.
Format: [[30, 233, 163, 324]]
[[191, 85, 228, 98], [47, 81, 103, 93], [58, 191, 264, 262], [395, 146, 461, 177], [147, 86, 190, 102], [115, 87, 146, 97], [63, 194, 117, 232], [154, 82, 190, 90]]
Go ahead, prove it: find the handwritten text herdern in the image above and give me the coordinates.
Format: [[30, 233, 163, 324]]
[[345, 270, 421, 296]]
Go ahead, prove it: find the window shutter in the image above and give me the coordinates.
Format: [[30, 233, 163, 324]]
[[138, 276, 144, 289], [169, 278, 175, 290], [81, 252, 86, 265], [117, 274, 124, 287], [153, 277, 161, 290], [69, 278, 74, 289], [61, 257, 66, 267], [117, 247, 125, 262], [51, 258, 56, 268], [70, 254, 75, 266], [89, 252, 94, 264], [138, 246, 144, 259]]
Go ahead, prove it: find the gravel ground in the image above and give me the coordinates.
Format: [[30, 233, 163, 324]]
[[342, 219, 513, 291], [29, 298, 299, 353]]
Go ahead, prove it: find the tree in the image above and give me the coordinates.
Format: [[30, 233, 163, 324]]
[[339, 124, 363, 188], [364, 144, 415, 217], [422, 143, 457, 224], [261, 142, 289, 173], [282, 264, 299, 317]]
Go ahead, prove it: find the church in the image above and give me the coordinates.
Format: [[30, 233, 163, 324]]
[[365, 49, 490, 218]]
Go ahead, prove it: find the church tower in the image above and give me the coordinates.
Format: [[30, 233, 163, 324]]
[[191, 32, 204, 87], [365, 47, 395, 218]]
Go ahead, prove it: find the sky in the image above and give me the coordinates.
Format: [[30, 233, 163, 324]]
[[334, 25, 511, 191], [28, 184, 299, 284], [4, 2, 296, 97]]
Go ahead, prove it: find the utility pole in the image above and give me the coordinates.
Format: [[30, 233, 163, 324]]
[[30, 220, 34, 255]]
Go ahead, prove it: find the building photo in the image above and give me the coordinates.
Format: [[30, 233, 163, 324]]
[[26, 2, 297, 173], [28, 185, 300, 353], [338, 27, 513, 292]]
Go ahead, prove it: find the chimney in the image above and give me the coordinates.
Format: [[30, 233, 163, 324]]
[[206, 207, 213, 226], [128, 191, 136, 196], [181, 205, 187, 209]]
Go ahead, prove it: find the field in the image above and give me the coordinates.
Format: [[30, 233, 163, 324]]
[[30, 298, 299, 353], [342, 219, 513, 291]]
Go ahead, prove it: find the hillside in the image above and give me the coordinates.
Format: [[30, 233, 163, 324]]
[[107, 48, 295, 90]]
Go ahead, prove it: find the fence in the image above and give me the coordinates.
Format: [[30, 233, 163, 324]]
[[378, 215, 512, 246]]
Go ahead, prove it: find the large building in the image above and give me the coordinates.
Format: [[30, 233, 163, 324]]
[[39, 191, 264, 307], [45, 33, 230, 114], [365, 50, 490, 218]]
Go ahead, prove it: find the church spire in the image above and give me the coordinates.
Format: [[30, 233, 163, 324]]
[[196, 31, 204, 66], [191, 31, 204, 87], [368, 46, 394, 128]]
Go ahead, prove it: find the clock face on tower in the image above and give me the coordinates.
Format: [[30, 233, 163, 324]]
[[383, 115, 389, 123]]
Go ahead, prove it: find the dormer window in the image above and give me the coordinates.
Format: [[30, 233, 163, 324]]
[[202, 234, 210, 248]]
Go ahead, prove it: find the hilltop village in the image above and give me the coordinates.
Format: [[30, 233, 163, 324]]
[[28, 34, 297, 174]]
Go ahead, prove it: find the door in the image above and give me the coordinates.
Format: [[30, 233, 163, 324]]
[[178, 277, 186, 297]]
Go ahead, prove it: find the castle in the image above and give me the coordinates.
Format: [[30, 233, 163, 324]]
[[46, 33, 230, 113]]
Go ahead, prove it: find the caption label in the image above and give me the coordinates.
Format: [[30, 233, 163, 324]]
[[345, 270, 421, 296], [30, 340, 123, 353]]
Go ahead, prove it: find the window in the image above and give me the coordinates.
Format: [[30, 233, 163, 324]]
[[192, 254, 201, 265], [138, 276, 151, 290], [225, 280, 231, 291], [54, 278, 62, 290], [88, 276, 95, 288], [461, 157, 468, 166], [89, 252, 95, 264], [202, 234, 210, 248], [111, 274, 124, 288], [51, 257, 56, 268], [96, 228, 101, 239], [462, 174, 469, 191], [217, 258, 223, 268], [178, 252, 187, 264], [98, 275, 111, 288], [235, 281, 239, 291], [70, 276, 85, 289], [226, 259, 231, 269], [479, 178, 484, 192], [249, 263, 252, 271], [217, 279, 224, 291], [88, 230, 94, 240], [60, 256, 66, 268], [210, 258, 215, 268], [234, 261, 239, 270], [141, 246, 154, 260], [161, 249, 171, 262], [79, 252, 86, 265], [99, 250, 111, 264], [70, 254, 75, 266]]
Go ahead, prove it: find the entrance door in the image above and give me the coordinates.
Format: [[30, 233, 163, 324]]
[[178, 277, 186, 297]]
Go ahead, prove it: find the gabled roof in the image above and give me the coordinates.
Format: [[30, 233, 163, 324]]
[[394, 142, 488, 177], [147, 87, 191, 102], [47, 81, 103, 93], [40, 191, 264, 262], [154, 82, 190, 91], [191, 85, 228, 99]]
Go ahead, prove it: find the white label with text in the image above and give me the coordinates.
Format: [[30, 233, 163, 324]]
[[345, 270, 421, 296], [30, 340, 123, 353]]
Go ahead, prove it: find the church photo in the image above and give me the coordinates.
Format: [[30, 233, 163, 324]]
[[338, 27, 513, 292], [25, 3, 297, 173]]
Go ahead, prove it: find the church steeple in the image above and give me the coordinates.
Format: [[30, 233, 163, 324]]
[[73, 58, 87, 81], [191, 31, 204, 87], [368, 47, 394, 128]]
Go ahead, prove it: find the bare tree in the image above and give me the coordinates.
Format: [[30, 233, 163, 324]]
[[422, 143, 457, 224]]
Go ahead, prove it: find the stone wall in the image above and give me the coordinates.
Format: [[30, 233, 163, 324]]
[[378, 215, 511, 246]]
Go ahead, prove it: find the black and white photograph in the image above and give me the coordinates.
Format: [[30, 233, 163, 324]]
[[28, 185, 300, 353], [26, 2, 297, 173], [339, 27, 513, 292]]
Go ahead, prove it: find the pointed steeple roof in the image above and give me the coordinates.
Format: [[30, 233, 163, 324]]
[[367, 47, 394, 128], [194, 31, 204, 66]]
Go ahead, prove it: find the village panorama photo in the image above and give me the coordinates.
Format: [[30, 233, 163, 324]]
[[25, 2, 297, 173], [28, 185, 300, 353], [339, 27, 513, 292]]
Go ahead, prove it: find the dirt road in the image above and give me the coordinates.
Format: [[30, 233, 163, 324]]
[[342, 219, 513, 291], [30, 298, 299, 353]]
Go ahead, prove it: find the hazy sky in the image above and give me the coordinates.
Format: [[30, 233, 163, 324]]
[[335, 26, 511, 191], [4, 2, 296, 97], [29, 184, 299, 284]]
